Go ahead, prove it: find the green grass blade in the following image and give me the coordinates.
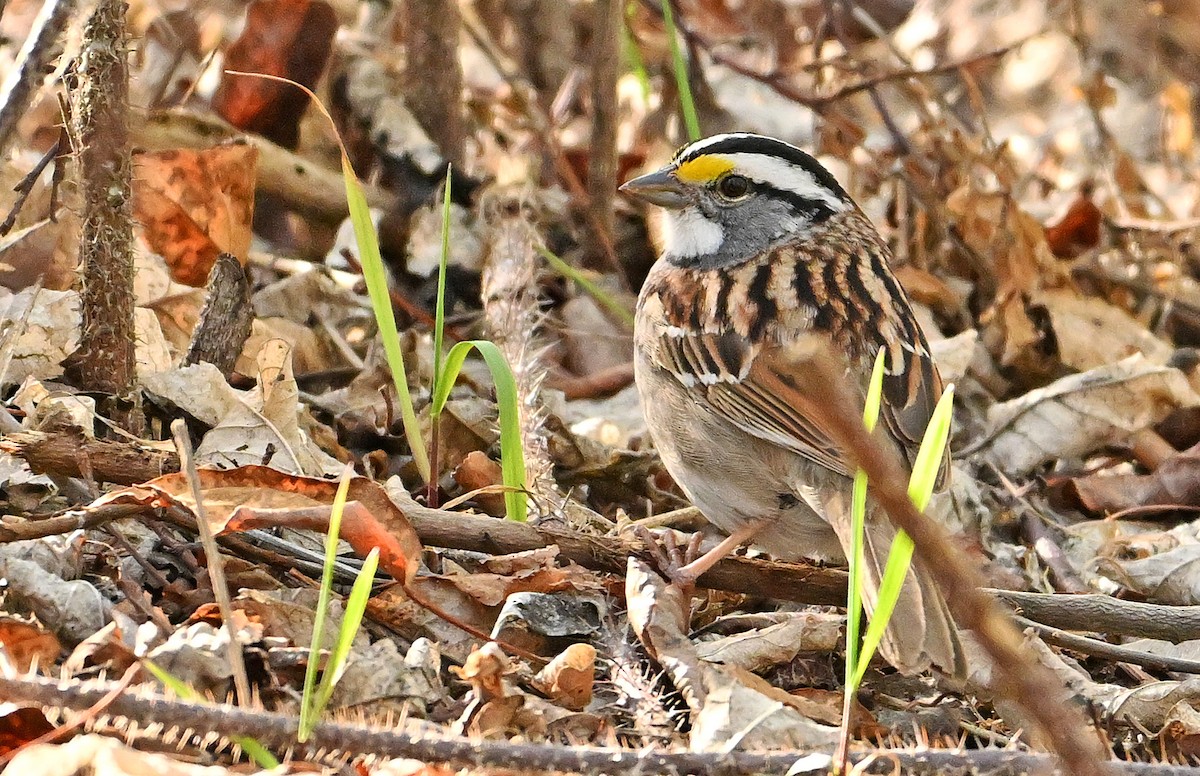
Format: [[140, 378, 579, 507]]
[[853, 383, 956, 687], [142, 658, 194, 699], [299, 464, 353, 741], [536, 245, 635, 327], [235, 737, 280, 768], [313, 547, 379, 713], [845, 349, 886, 689], [854, 530, 914, 687], [343, 159, 431, 482], [433, 166, 453, 388], [659, 0, 700, 140], [909, 385, 956, 512], [434, 340, 528, 522], [221, 71, 430, 485]]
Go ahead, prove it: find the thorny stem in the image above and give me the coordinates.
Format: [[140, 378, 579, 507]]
[[4, 674, 1192, 775], [67, 0, 138, 414]]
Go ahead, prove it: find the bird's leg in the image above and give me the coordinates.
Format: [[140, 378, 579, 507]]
[[635, 520, 767, 595]]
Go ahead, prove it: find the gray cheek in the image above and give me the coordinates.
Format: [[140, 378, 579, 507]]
[[715, 200, 805, 262]]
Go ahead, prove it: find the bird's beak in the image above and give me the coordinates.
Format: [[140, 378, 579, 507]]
[[619, 168, 689, 209]]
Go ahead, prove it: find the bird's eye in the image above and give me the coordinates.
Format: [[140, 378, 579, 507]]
[[715, 174, 751, 200]]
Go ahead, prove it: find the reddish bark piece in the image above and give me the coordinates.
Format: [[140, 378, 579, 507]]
[[212, 0, 338, 149], [133, 144, 257, 285]]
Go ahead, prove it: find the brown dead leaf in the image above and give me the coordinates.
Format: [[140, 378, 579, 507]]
[[1161, 700, 1200, 762], [983, 355, 1200, 477], [625, 559, 839, 751], [212, 0, 338, 149], [1100, 542, 1200, 605], [94, 465, 423, 585], [789, 687, 886, 739], [1056, 441, 1200, 517], [453, 641, 511, 700], [451, 451, 506, 516], [1036, 288, 1174, 371], [946, 185, 1064, 295], [133, 144, 257, 285], [1044, 186, 1102, 259], [438, 547, 592, 607], [0, 706, 55, 757], [532, 643, 595, 710], [892, 264, 965, 316], [0, 615, 61, 672]]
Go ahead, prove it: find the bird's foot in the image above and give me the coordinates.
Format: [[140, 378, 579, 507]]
[[634, 525, 706, 596]]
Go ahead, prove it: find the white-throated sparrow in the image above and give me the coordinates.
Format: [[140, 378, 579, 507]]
[[622, 133, 965, 677]]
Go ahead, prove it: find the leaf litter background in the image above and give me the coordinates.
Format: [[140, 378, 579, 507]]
[[6, 0, 1200, 772]]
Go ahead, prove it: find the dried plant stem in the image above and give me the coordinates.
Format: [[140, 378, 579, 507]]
[[171, 419, 252, 709], [66, 0, 137, 408], [0, 0, 76, 155], [479, 197, 560, 516], [587, 0, 620, 269]]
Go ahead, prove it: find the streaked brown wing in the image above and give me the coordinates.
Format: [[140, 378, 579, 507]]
[[655, 327, 854, 477]]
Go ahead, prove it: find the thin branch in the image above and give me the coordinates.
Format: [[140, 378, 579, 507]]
[[458, 4, 627, 287], [996, 590, 1200, 643], [0, 134, 65, 235], [171, 420, 252, 709], [654, 0, 1022, 112], [1016, 616, 1200, 675]]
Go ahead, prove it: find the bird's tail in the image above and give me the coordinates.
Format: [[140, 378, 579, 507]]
[[824, 492, 967, 679]]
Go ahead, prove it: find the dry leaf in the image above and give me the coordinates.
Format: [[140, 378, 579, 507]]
[[982, 355, 1200, 477], [0, 614, 61, 672], [532, 643, 595, 710], [133, 144, 257, 285], [212, 0, 338, 149], [625, 559, 839, 751]]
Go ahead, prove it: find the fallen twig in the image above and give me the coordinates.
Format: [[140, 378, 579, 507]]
[[997, 591, 1200, 644], [1016, 616, 1200, 675]]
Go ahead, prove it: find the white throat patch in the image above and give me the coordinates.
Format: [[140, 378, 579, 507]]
[[661, 207, 724, 260]]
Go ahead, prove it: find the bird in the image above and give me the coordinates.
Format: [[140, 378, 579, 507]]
[[621, 132, 966, 678]]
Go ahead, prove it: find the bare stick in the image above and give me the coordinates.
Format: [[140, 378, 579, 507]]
[[403, 0, 464, 164], [587, 0, 620, 271], [170, 419, 252, 709], [1015, 616, 1200, 675], [64, 0, 137, 411]]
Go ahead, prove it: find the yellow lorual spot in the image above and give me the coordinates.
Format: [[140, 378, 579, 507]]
[[675, 155, 735, 184]]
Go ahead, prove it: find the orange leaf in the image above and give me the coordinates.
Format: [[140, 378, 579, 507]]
[[133, 144, 257, 285]]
